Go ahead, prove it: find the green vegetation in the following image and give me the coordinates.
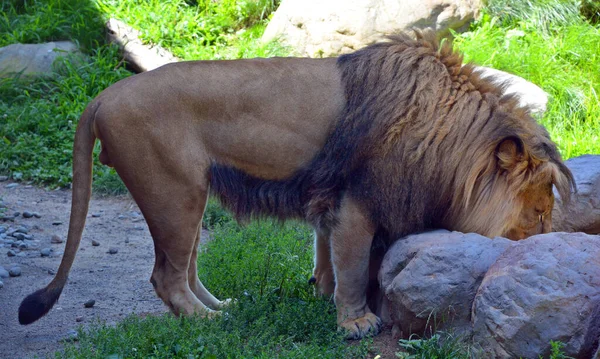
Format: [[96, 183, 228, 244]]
[[59, 219, 373, 359], [453, 0, 600, 159], [0, 0, 595, 357]]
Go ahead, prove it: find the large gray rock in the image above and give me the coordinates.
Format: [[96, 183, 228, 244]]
[[378, 230, 513, 335], [472, 232, 600, 359], [473, 66, 548, 116], [553, 155, 600, 234], [263, 0, 482, 57], [0, 41, 80, 78]]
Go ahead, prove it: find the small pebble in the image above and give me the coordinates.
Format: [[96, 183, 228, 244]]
[[84, 299, 95, 308], [51, 235, 64, 244], [0, 176, 8, 181], [0, 268, 9, 278], [117, 215, 127, 220], [33, 212, 41, 218], [5, 183, 18, 189], [15, 226, 29, 234], [7, 250, 16, 257], [23, 234, 33, 240], [75, 316, 83, 322], [48, 269, 55, 275], [22, 211, 34, 218], [12, 233, 25, 240], [40, 248, 52, 257], [13, 212, 20, 217], [18, 242, 28, 250], [108, 247, 118, 254], [16, 252, 26, 257], [124, 238, 130, 244], [134, 226, 144, 231], [62, 329, 78, 342], [91, 213, 102, 218], [0, 226, 6, 234], [0, 280, 3, 288], [91, 239, 100, 247], [9, 266, 21, 277], [52, 221, 63, 226]]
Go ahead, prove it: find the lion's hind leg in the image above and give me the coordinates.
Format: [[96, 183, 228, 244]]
[[309, 227, 335, 297], [125, 179, 216, 318], [188, 224, 231, 310]]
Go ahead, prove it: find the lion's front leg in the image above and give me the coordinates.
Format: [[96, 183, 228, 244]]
[[309, 227, 335, 297], [331, 197, 382, 340]]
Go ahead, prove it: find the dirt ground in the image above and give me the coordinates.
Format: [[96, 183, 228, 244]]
[[0, 183, 168, 359], [0, 182, 398, 359]]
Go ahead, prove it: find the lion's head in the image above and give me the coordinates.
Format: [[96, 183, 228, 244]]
[[329, 29, 576, 241]]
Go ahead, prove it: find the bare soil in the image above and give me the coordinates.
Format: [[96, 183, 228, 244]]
[[0, 183, 168, 359], [0, 182, 398, 359]]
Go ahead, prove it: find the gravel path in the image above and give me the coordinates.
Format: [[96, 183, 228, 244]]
[[0, 182, 187, 359]]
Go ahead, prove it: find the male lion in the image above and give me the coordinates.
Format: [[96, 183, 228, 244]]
[[19, 30, 574, 339]]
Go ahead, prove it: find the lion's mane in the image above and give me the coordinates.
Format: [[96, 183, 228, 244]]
[[209, 29, 575, 239]]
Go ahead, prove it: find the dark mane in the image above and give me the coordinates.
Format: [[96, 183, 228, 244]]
[[210, 29, 575, 238]]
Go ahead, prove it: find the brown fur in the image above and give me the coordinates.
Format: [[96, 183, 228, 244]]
[[19, 30, 574, 340]]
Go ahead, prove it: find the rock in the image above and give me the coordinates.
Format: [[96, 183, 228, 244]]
[[12, 233, 25, 241], [51, 235, 64, 244], [473, 66, 548, 116], [84, 299, 95, 308], [61, 329, 79, 342], [23, 234, 33, 240], [40, 248, 51, 257], [91, 239, 100, 246], [117, 215, 127, 220], [0, 41, 81, 78], [5, 183, 18, 189], [18, 241, 28, 250], [7, 249, 16, 257], [472, 232, 600, 359], [263, 0, 482, 57], [75, 316, 83, 322], [108, 247, 118, 254], [553, 155, 600, 234], [91, 212, 102, 218], [0, 175, 8, 181], [52, 221, 63, 226], [13, 212, 20, 218], [8, 266, 21, 277], [22, 211, 34, 218], [0, 226, 6, 234], [0, 267, 8, 278], [378, 230, 513, 335], [33, 212, 41, 218], [0, 280, 3, 288], [15, 226, 29, 234]]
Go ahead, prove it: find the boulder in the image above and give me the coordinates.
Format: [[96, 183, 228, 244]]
[[473, 66, 548, 116], [472, 232, 600, 359], [262, 0, 482, 57], [553, 155, 600, 234], [0, 41, 80, 78], [378, 230, 513, 336]]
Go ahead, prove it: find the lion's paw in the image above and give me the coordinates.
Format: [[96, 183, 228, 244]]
[[216, 298, 233, 309], [339, 313, 382, 340]]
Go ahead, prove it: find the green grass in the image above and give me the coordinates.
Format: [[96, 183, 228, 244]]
[[58, 219, 374, 359], [453, 11, 600, 159]]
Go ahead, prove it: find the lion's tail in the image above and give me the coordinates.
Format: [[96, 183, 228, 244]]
[[209, 163, 309, 222], [18, 103, 98, 325]]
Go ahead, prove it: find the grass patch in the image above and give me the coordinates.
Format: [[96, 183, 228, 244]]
[[58, 220, 374, 358], [453, 14, 600, 159]]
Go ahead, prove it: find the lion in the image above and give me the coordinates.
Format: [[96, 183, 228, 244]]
[[18, 30, 575, 340]]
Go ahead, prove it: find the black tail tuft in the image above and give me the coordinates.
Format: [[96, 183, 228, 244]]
[[18, 286, 63, 325]]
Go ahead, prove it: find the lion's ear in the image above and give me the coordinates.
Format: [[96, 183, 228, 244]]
[[496, 137, 526, 171]]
